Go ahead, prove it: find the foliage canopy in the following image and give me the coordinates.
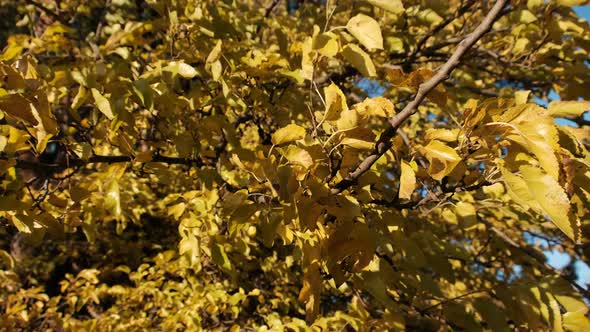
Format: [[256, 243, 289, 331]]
[[1, 0, 590, 330]]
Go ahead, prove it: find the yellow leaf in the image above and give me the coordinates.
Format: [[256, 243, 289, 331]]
[[164, 61, 198, 78], [399, 160, 416, 199], [0, 136, 6, 152], [280, 145, 314, 169], [366, 0, 404, 14], [341, 44, 377, 77], [513, 38, 530, 55], [418, 140, 461, 181], [210, 59, 222, 81], [520, 165, 579, 242], [105, 180, 121, 216], [500, 165, 541, 210], [425, 128, 459, 142], [346, 14, 383, 50], [490, 105, 560, 180], [323, 83, 348, 121], [340, 137, 373, 150], [272, 124, 306, 145], [335, 109, 359, 131], [416, 8, 443, 26], [91, 88, 115, 120], [354, 97, 395, 118], [563, 310, 590, 332], [31, 94, 58, 136], [301, 37, 314, 81], [518, 10, 538, 24], [313, 32, 339, 57], [211, 242, 232, 271], [548, 100, 590, 118], [206, 40, 222, 63], [71, 86, 88, 110], [36, 134, 53, 154], [515, 90, 531, 104], [1, 44, 24, 61], [556, 0, 590, 6]]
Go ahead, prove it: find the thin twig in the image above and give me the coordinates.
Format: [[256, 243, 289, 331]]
[[24, 0, 68, 25], [404, 0, 478, 68], [490, 226, 590, 300]]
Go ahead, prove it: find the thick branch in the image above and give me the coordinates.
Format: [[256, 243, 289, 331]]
[[330, 0, 509, 195], [8, 154, 203, 173]]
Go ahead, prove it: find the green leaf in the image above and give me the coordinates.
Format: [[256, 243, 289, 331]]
[[91, 88, 115, 120], [341, 44, 377, 77], [346, 14, 383, 50], [272, 124, 306, 145]]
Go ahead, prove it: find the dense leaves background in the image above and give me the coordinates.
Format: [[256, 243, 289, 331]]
[[1, 0, 590, 330]]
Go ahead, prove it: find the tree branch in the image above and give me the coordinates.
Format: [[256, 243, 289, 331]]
[[330, 0, 509, 195], [24, 0, 68, 25], [7, 153, 203, 173], [403, 0, 478, 69]]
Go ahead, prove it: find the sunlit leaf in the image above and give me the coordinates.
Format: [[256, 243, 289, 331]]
[[91, 88, 115, 120], [399, 160, 416, 199], [366, 0, 404, 14], [272, 124, 306, 145], [346, 14, 384, 50], [548, 100, 590, 118], [418, 140, 462, 181]]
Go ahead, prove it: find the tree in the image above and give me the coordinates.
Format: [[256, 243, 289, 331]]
[[1, 0, 590, 330]]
